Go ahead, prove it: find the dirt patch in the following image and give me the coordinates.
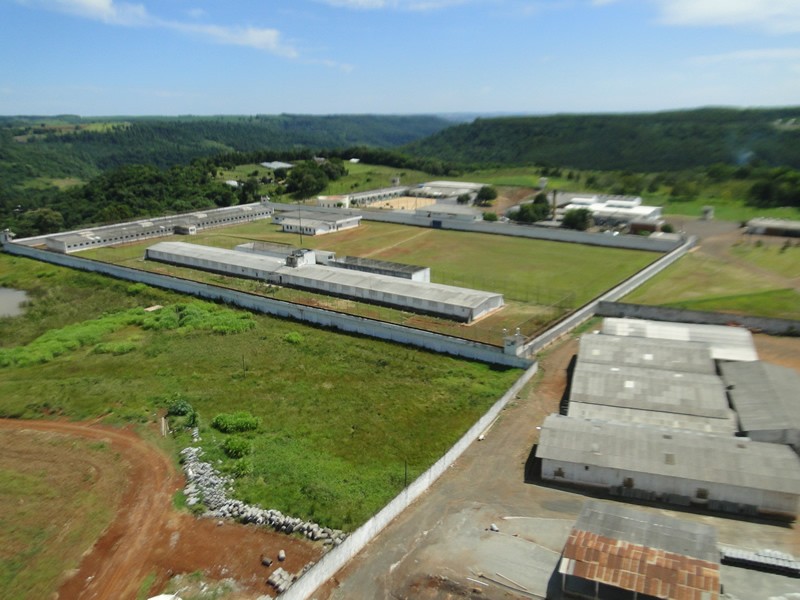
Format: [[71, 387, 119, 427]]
[[367, 196, 437, 210], [488, 187, 537, 217], [754, 333, 800, 371], [0, 419, 322, 600]]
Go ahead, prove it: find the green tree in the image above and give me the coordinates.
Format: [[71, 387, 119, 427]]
[[16, 207, 64, 236], [562, 208, 592, 231], [482, 211, 498, 222], [285, 162, 329, 199], [475, 186, 497, 206]]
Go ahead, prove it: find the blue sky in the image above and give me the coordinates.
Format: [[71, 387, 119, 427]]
[[1, 0, 799, 116]]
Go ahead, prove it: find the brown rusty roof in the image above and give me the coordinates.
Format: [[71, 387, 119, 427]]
[[561, 529, 720, 600]]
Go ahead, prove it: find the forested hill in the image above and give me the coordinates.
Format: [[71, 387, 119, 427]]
[[403, 108, 800, 171], [0, 114, 451, 175]]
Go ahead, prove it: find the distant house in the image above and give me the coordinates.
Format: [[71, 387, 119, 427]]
[[260, 161, 294, 170], [224, 180, 239, 188]]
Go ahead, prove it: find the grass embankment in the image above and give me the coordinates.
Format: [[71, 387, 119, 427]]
[[624, 238, 800, 320], [0, 430, 126, 600], [82, 220, 657, 343], [0, 253, 520, 530]]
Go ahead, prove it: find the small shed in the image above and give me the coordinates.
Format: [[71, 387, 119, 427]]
[[559, 500, 720, 600]]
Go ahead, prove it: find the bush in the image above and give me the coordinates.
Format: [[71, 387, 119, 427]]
[[211, 411, 260, 433], [230, 458, 254, 478], [482, 212, 498, 222], [222, 436, 251, 459], [283, 331, 304, 345], [166, 395, 193, 416]]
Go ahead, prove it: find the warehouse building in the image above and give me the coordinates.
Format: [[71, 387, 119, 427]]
[[235, 241, 337, 265], [145, 242, 504, 322], [334, 256, 430, 282], [559, 195, 663, 227], [566, 361, 736, 435], [577, 333, 717, 375], [601, 317, 758, 362], [720, 361, 800, 452], [558, 500, 720, 600], [745, 218, 800, 238], [408, 181, 485, 199], [43, 202, 273, 254], [537, 414, 800, 518], [272, 211, 362, 236]]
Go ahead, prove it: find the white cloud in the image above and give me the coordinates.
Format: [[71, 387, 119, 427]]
[[316, 0, 474, 10], [18, 0, 298, 57], [692, 47, 800, 64], [654, 0, 800, 34]]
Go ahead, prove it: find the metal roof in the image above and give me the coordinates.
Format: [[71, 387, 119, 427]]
[[279, 263, 501, 309], [537, 415, 800, 495], [275, 211, 360, 225], [720, 361, 800, 434], [567, 403, 737, 436], [560, 501, 720, 600], [602, 318, 758, 362], [578, 333, 717, 375], [569, 362, 731, 419], [338, 256, 426, 275], [572, 500, 718, 561], [147, 242, 502, 311]]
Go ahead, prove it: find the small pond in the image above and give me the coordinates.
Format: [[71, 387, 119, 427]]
[[0, 288, 29, 317]]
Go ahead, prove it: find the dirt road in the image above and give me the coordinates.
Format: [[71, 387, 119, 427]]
[[0, 419, 322, 599]]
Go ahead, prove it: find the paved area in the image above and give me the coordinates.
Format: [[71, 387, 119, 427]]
[[320, 333, 800, 600]]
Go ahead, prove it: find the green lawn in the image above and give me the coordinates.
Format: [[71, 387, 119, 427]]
[[623, 245, 800, 320], [0, 253, 520, 530]]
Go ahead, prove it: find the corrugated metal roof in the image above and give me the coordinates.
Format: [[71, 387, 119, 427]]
[[147, 242, 503, 310], [569, 362, 731, 419], [602, 318, 758, 362], [537, 415, 800, 495], [579, 334, 717, 374], [567, 403, 737, 436], [560, 502, 720, 600], [720, 361, 800, 434]]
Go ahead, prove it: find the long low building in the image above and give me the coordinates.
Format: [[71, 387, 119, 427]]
[[41, 202, 274, 253], [601, 317, 758, 362], [720, 361, 800, 451], [577, 333, 717, 375], [145, 242, 503, 322], [537, 415, 800, 517]]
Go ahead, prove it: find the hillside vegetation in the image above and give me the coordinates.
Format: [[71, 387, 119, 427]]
[[404, 107, 800, 171]]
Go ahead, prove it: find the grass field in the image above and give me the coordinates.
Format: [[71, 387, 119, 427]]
[[81, 220, 657, 343], [0, 253, 521, 530], [624, 239, 800, 320], [0, 429, 126, 600]]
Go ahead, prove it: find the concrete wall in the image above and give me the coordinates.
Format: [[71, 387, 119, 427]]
[[280, 360, 539, 600], [595, 302, 800, 336], [267, 202, 683, 253], [2, 242, 530, 369]]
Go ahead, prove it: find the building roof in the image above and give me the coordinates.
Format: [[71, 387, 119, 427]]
[[567, 403, 737, 436], [338, 256, 426, 276], [569, 362, 731, 420], [279, 263, 501, 310], [260, 161, 294, 170], [578, 333, 717, 375], [415, 204, 482, 217], [146, 242, 502, 312], [720, 361, 800, 434], [601, 318, 758, 362], [275, 210, 361, 225], [537, 415, 800, 495], [348, 186, 408, 200], [746, 218, 800, 232], [560, 500, 720, 600]]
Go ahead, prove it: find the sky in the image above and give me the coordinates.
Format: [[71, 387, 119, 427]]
[[1, 0, 799, 116]]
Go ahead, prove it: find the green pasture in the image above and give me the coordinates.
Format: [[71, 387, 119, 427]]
[[0, 253, 520, 530], [322, 162, 430, 195], [623, 243, 800, 320]]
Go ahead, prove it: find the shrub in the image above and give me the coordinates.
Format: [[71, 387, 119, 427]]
[[211, 411, 260, 433], [166, 395, 193, 416], [222, 436, 251, 459], [283, 331, 304, 345]]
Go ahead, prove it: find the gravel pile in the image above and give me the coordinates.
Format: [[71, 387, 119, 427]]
[[180, 445, 347, 546]]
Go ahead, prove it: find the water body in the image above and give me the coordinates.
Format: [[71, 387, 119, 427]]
[[0, 288, 28, 317]]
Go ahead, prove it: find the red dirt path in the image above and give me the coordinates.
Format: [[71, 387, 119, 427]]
[[0, 419, 322, 600]]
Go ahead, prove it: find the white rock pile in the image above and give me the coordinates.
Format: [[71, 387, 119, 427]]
[[180, 446, 347, 546]]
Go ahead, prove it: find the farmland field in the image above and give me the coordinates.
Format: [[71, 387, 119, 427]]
[[0, 252, 521, 530], [82, 220, 658, 343]]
